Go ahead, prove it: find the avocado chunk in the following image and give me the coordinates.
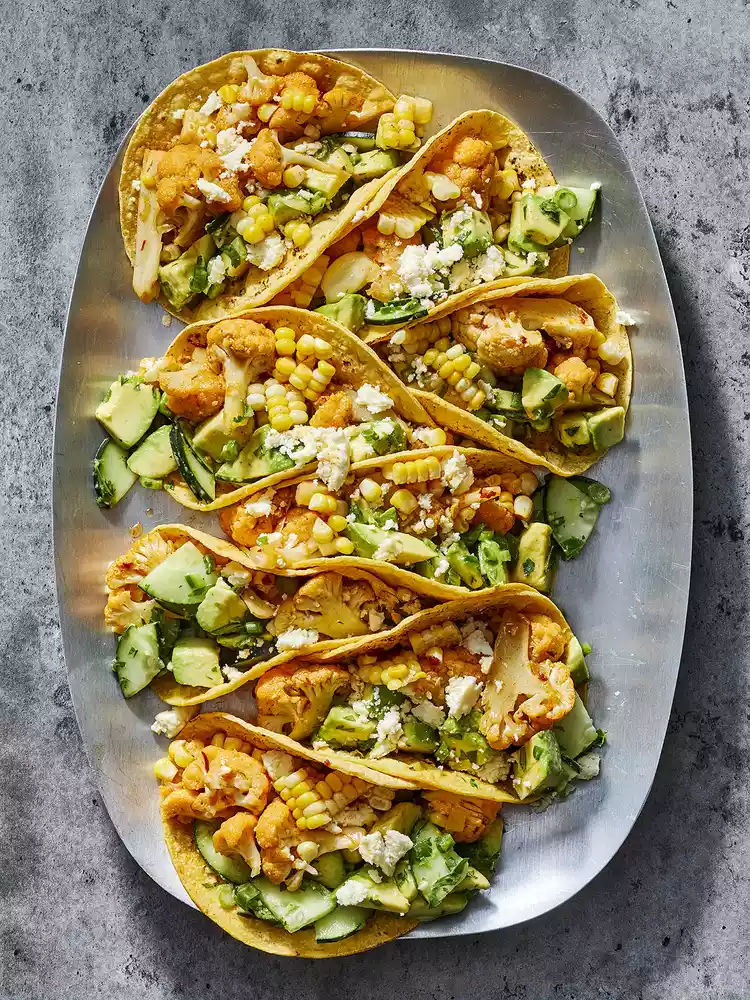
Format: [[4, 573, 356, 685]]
[[216, 424, 296, 482], [489, 388, 524, 418], [566, 635, 590, 685], [399, 720, 439, 753], [195, 577, 249, 634], [456, 865, 491, 892], [192, 409, 253, 463], [441, 207, 493, 259], [511, 731, 566, 800], [521, 368, 569, 421], [408, 892, 470, 921], [114, 623, 163, 697], [220, 234, 249, 278], [477, 538, 511, 586], [554, 411, 591, 448], [267, 189, 327, 226], [95, 376, 159, 450], [317, 705, 376, 747], [126, 424, 178, 479], [140, 542, 219, 615], [545, 475, 606, 560], [370, 802, 423, 838], [502, 246, 548, 276], [337, 872, 411, 914], [436, 710, 493, 768], [194, 820, 253, 883], [393, 858, 418, 902], [159, 234, 215, 310], [554, 693, 600, 759], [512, 522, 553, 591], [305, 167, 349, 200], [456, 817, 504, 878], [445, 540, 485, 589], [169, 635, 223, 687], [356, 419, 406, 458], [315, 293, 366, 334], [587, 406, 626, 451], [351, 149, 401, 182], [345, 523, 438, 565], [409, 821, 469, 907], [509, 193, 571, 252]]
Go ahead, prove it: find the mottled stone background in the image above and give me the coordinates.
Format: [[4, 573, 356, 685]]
[[2, 1, 748, 997]]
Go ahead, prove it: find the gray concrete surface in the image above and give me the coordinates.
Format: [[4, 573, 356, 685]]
[[2, 1, 748, 997]]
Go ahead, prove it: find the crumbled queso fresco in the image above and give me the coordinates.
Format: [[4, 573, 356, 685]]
[[275, 628, 320, 651], [445, 675, 483, 718], [354, 384, 394, 416], [358, 830, 413, 876], [335, 879, 370, 906], [150, 705, 197, 738], [441, 451, 474, 494]]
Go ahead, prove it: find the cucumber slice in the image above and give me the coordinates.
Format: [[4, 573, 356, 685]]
[[409, 821, 469, 908], [170, 422, 216, 502], [140, 541, 218, 615], [407, 892, 469, 921], [311, 851, 347, 890], [554, 693, 598, 758], [93, 438, 137, 508], [234, 882, 279, 922], [340, 131, 377, 151], [252, 877, 336, 933], [194, 820, 253, 884], [95, 376, 159, 449], [126, 424, 178, 478], [366, 297, 429, 325], [314, 905, 369, 942], [113, 623, 162, 697], [545, 475, 604, 560]]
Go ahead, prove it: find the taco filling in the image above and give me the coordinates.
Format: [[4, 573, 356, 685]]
[[254, 600, 603, 802], [105, 526, 436, 705], [155, 714, 505, 952], [121, 50, 434, 318], [382, 277, 630, 471], [93, 310, 444, 510]]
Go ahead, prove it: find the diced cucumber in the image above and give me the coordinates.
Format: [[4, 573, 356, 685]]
[[126, 424, 178, 479], [253, 877, 336, 933], [409, 821, 469, 908], [566, 634, 590, 685], [314, 905, 369, 942], [140, 476, 163, 489], [95, 376, 159, 449], [393, 858, 418, 902], [113, 623, 162, 697], [545, 475, 604, 560], [93, 438, 137, 508], [408, 892, 469, 921], [311, 851, 347, 890], [170, 422, 216, 503], [366, 297, 429, 325], [194, 820, 253, 883], [140, 541, 218, 615], [340, 131, 377, 151], [234, 882, 279, 922]]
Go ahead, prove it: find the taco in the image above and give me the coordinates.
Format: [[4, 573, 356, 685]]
[[155, 711, 506, 955], [250, 587, 603, 804], [92, 307, 448, 512], [377, 273, 632, 475], [298, 110, 600, 340], [217, 446, 560, 595], [119, 49, 435, 321], [105, 524, 445, 708]]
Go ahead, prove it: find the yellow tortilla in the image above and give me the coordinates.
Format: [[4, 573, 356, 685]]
[[160, 305, 434, 511], [375, 274, 633, 476], [350, 109, 568, 341], [162, 712, 417, 957], [119, 50, 406, 322]]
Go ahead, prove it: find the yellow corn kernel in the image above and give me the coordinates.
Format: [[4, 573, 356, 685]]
[[464, 387, 487, 410], [210, 733, 226, 747], [309, 492, 337, 514], [297, 841, 320, 864], [293, 790, 319, 811], [274, 357, 297, 379], [287, 221, 312, 247], [493, 223, 510, 243], [385, 455, 441, 484], [312, 518, 335, 543], [334, 537, 354, 554], [465, 361, 481, 380], [390, 488, 418, 514], [258, 102, 276, 122], [218, 83, 240, 104], [271, 413, 293, 432], [423, 348, 438, 366], [141, 173, 156, 189], [313, 338, 333, 360], [519, 472, 539, 495], [409, 622, 462, 656], [598, 338, 627, 365], [359, 479, 382, 504], [316, 360, 335, 379], [154, 757, 177, 781], [299, 814, 330, 830], [280, 89, 316, 114], [295, 480, 320, 506], [513, 495, 534, 521], [224, 736, 244, 752], [168, 740, 194, 768], [328, 514, 348, 533], [243, 195, 261, 212], [247, 384, 266, 410], [237, 218, 264, 244], [283, 165, 307, 187], [275, 341, 296, 359], [296, 334, 316, 357], [413, 427, 447, 447], [595, 373, 619, 397]]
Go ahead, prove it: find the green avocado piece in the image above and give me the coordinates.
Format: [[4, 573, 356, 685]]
[[317, 705, 376, 748], [315, 293, 366, 333], [215, 424, 296, 482], [195, 577, 249, 634], [338, 872, 411, 914], [126, 424, 178, 479], [566, 635, 590, 685], [456, 865, 491, 892], [399, 720, 439, 753], [393, 858, 418, 902], [511, 731, 566, 800], [351, 149, 401, 181], [445, 540, 484, 589], [521, 368, 569, 421], [357, 419, 406, 458], [587, 406, 626, 451], [490, 388, 524, 418], [192, 409, 253, 463], [345, 523, 438, 565], [512, 522, 553, 592], [140, 541, 219, 615], [441, 207, 493, 260], [370, 802, 423, 838], [456, 817, 504, 879], [509, 193, 570, 251], [267, 188, 326, 226], [554, 693, 599, 759], [159, 234, 215, 310], [407, 892, 470, 921], [95, 377, 159, 450], [169, 635, 223, 687], [305, 167, 349, 200], [554, 411, 592, 448]]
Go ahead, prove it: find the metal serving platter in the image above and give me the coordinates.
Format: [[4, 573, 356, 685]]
[[54, 49, 691, 939]]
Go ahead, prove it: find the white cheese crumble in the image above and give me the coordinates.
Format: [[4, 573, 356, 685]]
[[221, 560, 254, 588], [276, 628, 320, 651], [196, 178, 233, 204], [131, 179, 141, 192], [432, 557, 449, 579], [222, 665, 246, 681], [411, 700, 446, 728], [150, 705, 198, 738], [207, 255, 227, 286], [172, 108, 186, 120], [336, 879, 370, 906], [615, 310, 636, 326], [357, 830, 413, 875], [199, 91, 223, 116], [463, 626, 494, 674], [261, 750, 294, 781], [521, 177, 537, 190], [217, 127, 253, 173], [397, 241, 464, 300], [244, 498, 272, 516], [244, 233, 286, 271], [369, 708, 403, 758], [354, 384, 394, 416], [368, 610, 385, 631], [372, 535, 404, 563], [445, 675, 482, 718], [441, 451, 474, 494]]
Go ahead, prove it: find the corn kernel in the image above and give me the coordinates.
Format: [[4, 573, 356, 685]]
[[296, 480, 321, 506], [283, 165, 307, 187], [142, 174, 156, 189], [154, 757, 177, 781], [296, 334, 316, 356], [391, 488, 418, 514], [358, 478, 382, 503], [270, 412, 293, 432], [514, 495, 534, 521], [237, 218, 264, 243], [312, 518, 335, 543], [413, 427, 447, 447], [218, 83, 240, 104], [168, 740, 194, 768], [243, 195, 261, 212], [309, 492, 337, 514], [317, 360, 335, 379], [328, 514, 348, 533], [519, 472, 539, 495], [595, 373, 619, 397], [224, 736, 244, 752], [290, 222, 312, 247], [258, 102, 276, 122], [598, 338, 627, 365], [313, 338, 333, 359], [330, 537, 352, 555], [297, 841, 320, 863]]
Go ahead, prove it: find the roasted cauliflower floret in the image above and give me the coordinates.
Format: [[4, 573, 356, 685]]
[[453, 305, 548, 375], [528, 614, 568, 662], [430, 135, 497, 206], [155, 143, 222, 215], [158, 362, 225, 421], [423, 791, 501, 843], [361, 223, 420, 302], [309, 390, 353, 428], [272, 573, 375, 639], [161, 745, 270, 820], [474, 497, 515, 535], [480, 613, 574, 750], [553, 356, 596, 398], [106, 531, 175, 589], [207, 318, 276, 382], [255, 797, 301, 884], [327, 228, 362, 260], [213, 812, 261, 875], [245, 128, 285, 188], [268, 73, 321, 133], [279, 507, 318, 545], [255, 662, 351, 740], [443, 647, 485, 680], [104, 589, 156, 633], [219, 500, 277, 548], [509, 298, 597, 352]]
